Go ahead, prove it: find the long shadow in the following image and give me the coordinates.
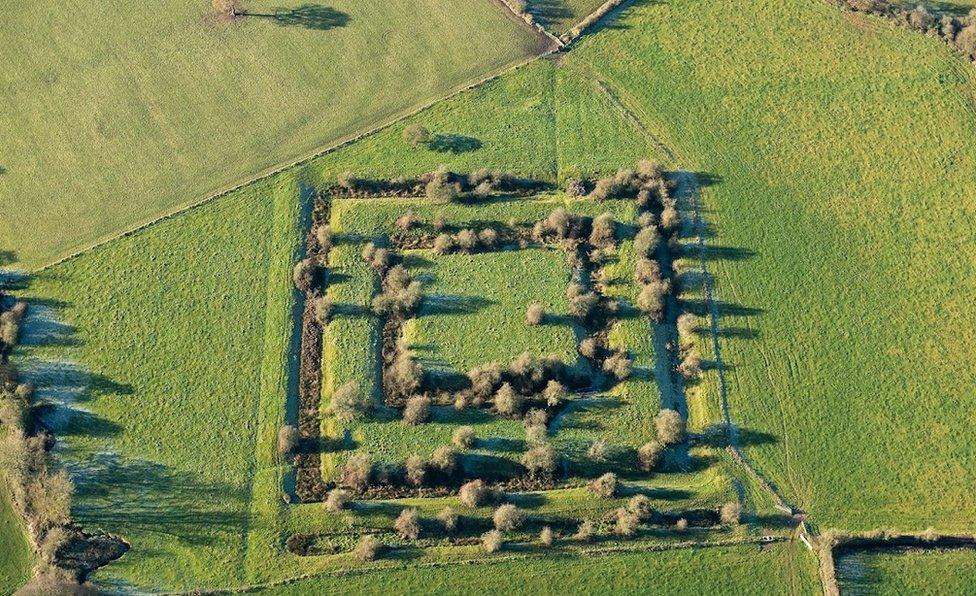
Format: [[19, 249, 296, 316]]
[[248, 4, 350, 30], [429, 134, 482, 154], [695, 423, 777, 449], [67, 452, 247, 546], [527, 0, 573, 29], [420, 294, 494, 316]]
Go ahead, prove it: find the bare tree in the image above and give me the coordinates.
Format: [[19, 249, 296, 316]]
[[394, 508, 421, 540]]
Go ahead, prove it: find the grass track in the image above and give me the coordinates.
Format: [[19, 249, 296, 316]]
[[0, 0, 544, 268]]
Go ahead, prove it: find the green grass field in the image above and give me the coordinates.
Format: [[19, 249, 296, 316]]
[[0, 481, 34, 593], [0, 0, 544, 268], [258, 543, 819, 595], [837, 548, 976, 594], [16, 0, 976, 586], [407, 248, 578, 374], [17, 174, 304, 590], [569, 0, 976, 531]]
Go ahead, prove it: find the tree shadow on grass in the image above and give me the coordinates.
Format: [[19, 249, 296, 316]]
[[67, 452, 247, 546], [429, 134, 482, 154], [526, 0, 573, 30], [420, 294, 494, 316], [249, 4, 350, 30]]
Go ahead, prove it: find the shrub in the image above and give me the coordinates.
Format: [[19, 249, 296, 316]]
[[637, 159, 663, 180], [433, 233, 454, 255], [634, 226, 660, 257], [396, 209, 420, 231], [212, 0, 241, 18], [543, 380, 566, 406], [655, 409, 686, 445], [575, 519, 595, 542], [588, 472, 618, 498], [438, 506, 458, 532], [661, 204, 681, 231], [277, 424, 300, 455], [340, 453, 373, 492], [395, 508, 421, 541], [456, 229, 479, 252], [403, 124, 431, 148], [589, 213, 616, 248], [614, 507, 640, 537], [602, 350, 632, 381], [566, 178, 586, 197], [628, 494, 654, 520], [493, 504, 524, 531], [292, 258, 317, 293], [675, 517, 689, 531], [525, 423, 547, 445], [482, 530, 503, 553], [331, 381, 369, 424], [452, 425, 475, 449], [325, 488, 351, 513], [634, 258, 661, 285], [405, 454, 426, 487], [720, 501, 742, 526], [525, 302, 545, 326], [403, 395, 431, 425], [430, 445, 457, 475], [539, 526, 554, 546], [540, 207, 570, 239], [479, 228, 499, 248], [586, 439, 608, 462], [494, 383, 524, 418], [522, 443, 558, 478], [384, 354, 424, 400], [433, 210, 448, 231], [568, 291, 599, 320], [38, 525, 70, 564], [459, 479, 490, 507], [637, 211, 656, 229], [677, 349, 703, 380], [468, 363, 502, 399], [354, 535, 381, 562], [676, 313, 697, 343], [636, 280, 670, 319], [578, 337, 598, 359], [312, 295, 333, 325], [638, 440, 665, 472], [426, 168, 461, 202], [337, 171, 359, 190], [315, 224, 333, 252]]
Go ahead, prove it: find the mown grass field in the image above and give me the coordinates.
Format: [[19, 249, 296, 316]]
[[571, 0, 976, 531], [837, 548, 976, 594], [0, 0, 544, 268], [258, 542, 819, 595], [17, 175, 304, 590], [0, 481, 33, 593]]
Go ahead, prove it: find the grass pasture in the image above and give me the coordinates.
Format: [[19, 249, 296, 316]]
[[837, 548, 976, 594], [0, 481, 34, 594], [258, 542, 820, 595], [571, 0, 976, 531], [0, 0, 545, 268], [17, 175, 304, 590]]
